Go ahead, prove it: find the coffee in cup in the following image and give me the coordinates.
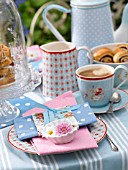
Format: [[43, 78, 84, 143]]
[[76, 64, 128, 107], [79, 67, 111, 78]]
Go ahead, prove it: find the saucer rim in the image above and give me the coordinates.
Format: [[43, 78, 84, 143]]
[[91, 89, 128, 114]]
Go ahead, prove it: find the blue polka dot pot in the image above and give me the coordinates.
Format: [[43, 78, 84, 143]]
[[43, 0, 114, 67]]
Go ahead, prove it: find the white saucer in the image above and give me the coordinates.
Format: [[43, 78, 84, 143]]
[[73, 89, 128, 114]]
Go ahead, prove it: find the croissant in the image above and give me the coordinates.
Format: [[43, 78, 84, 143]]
[[113, 44, 128, 54], [93, 48, 114, 63], [113, 51, 128, 63]]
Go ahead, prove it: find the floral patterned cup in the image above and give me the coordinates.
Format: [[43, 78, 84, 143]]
[[40, 41, 91, 98], [76, 64, 128, 107]]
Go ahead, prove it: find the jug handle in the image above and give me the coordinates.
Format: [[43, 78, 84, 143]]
[[76, 46, 93, 65], [42, 4, 71, 41]]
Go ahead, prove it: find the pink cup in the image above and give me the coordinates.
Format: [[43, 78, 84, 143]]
[[40, 41, 91, 98]]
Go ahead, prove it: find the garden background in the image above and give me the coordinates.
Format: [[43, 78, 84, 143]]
[[14, 0, 127, 46]]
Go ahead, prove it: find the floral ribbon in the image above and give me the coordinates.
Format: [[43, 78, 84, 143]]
[[41, 104, 81, 125]]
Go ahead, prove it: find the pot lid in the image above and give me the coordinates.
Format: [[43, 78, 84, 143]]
[[71, 0, 109, 7]]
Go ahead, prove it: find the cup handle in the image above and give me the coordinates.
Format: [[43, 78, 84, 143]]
[[114, 65, 128, 90], [42, 4, 71, 41], [76, 46, 93, 64]]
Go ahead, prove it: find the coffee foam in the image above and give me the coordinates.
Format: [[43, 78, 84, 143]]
[[92, 68, 110, 76]]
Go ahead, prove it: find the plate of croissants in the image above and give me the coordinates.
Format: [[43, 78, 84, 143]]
[[92, 43, 128, 64]]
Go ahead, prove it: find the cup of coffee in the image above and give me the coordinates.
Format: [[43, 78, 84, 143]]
[[40, 41, 91, 98], [76, 64, 128, 107]]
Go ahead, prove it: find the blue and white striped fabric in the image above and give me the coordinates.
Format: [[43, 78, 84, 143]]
[[1, 92, 128, 170]]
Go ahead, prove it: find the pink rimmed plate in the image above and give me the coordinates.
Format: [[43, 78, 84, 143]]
[[8, 127, 37, 154], [88, 118, 107, 143], [8, 118, 107, 154]]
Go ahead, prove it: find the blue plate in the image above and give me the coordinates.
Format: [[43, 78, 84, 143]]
[[73, 89, 128, 114]]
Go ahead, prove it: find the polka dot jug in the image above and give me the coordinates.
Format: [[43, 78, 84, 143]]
[[41, 41, 90, 98], [41, 42, 79, 98]]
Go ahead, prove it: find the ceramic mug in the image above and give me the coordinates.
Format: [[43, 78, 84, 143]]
[[40, 41, 92, 98], [76, 64, 128, 107]]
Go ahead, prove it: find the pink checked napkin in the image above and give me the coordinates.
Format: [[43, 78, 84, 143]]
[[23, 91, 98, 155]]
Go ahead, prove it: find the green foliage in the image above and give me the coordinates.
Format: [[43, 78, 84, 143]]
[[15, 0, 71, 45]]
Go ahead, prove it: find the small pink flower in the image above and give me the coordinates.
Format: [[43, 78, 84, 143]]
[[56, 122, 72, 136]]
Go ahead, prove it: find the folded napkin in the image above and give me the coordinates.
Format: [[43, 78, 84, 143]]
[[12, 91, 78, 139], [29, 91, 98, 155], [23, 91, 77, 116], [72, 103, 97, 126], [14, 115, 38, 140], [0, 91, 76, 129], [31, 127, 98, 155], [27, 45, 43, 73], [0, 96, 43, 129], [23, 91, 97, 127], [29, 60, 43, 73], [27, 45, 42, 62], [14, 103, 97, 140]]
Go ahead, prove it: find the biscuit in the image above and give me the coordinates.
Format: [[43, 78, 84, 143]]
[[0, 73, 15, 86], [0, 66, 14, 77], [0, 44, 13, 67], [0, 44, 15, 86], [0, 44, 11, 59], [0, 54, 13, 68]]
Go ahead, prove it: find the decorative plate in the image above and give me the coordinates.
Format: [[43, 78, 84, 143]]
[[8, 127, 37, 154], [88, 118, 107, 143], [8, 118, 107, 154], [74, 89, 128, 114]]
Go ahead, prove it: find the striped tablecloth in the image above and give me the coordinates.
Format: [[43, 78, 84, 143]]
[[0, 88, 128, 170]]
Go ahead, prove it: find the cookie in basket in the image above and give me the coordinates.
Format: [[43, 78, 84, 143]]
[[0, 73, 15, 86], [0, 44, 15, 86]]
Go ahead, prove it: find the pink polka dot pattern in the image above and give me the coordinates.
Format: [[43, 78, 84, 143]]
[[88, 118, 107, 143], [8, 126, 36, 154], [42, 49, 78, 98]]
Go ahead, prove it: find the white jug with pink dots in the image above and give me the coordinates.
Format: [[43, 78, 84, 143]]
[[40, 41, 92, 98]]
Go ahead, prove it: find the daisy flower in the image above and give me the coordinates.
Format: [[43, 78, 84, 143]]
[[56, 122, 72, 136]]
